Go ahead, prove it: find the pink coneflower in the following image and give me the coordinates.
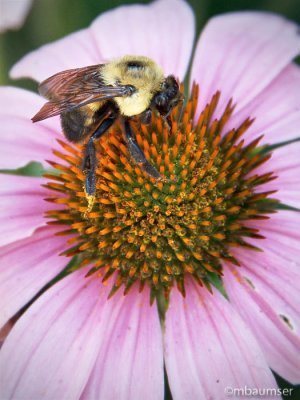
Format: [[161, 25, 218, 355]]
[[0, 0, 300, 398]]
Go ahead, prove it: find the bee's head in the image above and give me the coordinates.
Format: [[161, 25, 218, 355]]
[[152, 75, 182, 117]]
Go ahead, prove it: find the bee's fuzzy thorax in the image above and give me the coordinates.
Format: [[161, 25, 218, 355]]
[[101, 55, 165, 116]]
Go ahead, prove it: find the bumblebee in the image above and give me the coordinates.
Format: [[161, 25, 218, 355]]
[[32, 55, 181, 202]]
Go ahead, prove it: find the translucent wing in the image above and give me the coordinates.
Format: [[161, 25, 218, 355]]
[[32, 65, 133, 122]]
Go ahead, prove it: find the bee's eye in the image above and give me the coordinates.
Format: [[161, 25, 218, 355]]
[[161, 76, 179, 100], [154, 93, 167, 107]]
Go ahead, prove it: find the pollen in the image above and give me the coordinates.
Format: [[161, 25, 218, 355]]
[[45, 84, 278, 302]]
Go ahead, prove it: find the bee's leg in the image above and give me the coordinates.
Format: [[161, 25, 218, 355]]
[[164, 115, 172, 131], [83, 114, 117, 206], [123, 118, 160, 180], [139, 108, 152, 125]]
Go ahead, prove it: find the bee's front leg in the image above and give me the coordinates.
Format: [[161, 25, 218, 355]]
[[164, 115, 172, 132], [83, 113, 117, 210], [123, 118, 161, 180], [139, 108, 152, 125]]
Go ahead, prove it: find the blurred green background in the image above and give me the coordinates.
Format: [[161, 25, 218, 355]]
[[0, 0, 299, 398]]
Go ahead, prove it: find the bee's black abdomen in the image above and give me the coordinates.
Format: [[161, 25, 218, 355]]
[[60, 110, 86, 143]]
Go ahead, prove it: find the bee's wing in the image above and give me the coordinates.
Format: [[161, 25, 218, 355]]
[[32, 65, 131, 122]]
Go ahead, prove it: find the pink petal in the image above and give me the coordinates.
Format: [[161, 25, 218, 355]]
[[11, 0, 195, 83], [244, 211, 300, 326], [223, 210, 300, 383], [229, 247, 300, 336], [0, 87, 61, 169], [0, 226, 70, 330], [225, 64, 300, 145], [164, 279, 277, 400], [0, 117, 59, 169], [223, 267, 300, 384], [90, 0, 195, 80], [191, 12, 300, 122], [80, 286, 164, 400], [10, 30, 99, 82], [0, 270, 164, 400], [256, 141, 300, 208], [0, 175, 53, 246], [0, 86, 61, 133], [246, 210, 300, 269], [0, 0, 32, 32], [0, 268, 108, 400]]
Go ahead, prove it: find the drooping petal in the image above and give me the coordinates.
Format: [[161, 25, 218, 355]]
[[0, 270, 164, 400], [222, 210, 300, 383], [0, 87, 61, 169], [248, 211, 300, 333], [0, 175, 54, 246], [256, 140, 300, 209], [228, 246, 300, 336], [225, 64, 300, 145], [0, 226, 70, 329], [246, 210, 300, 277], [191, 12, 300, 122], [164, 279, 277, 400], [223, 266, 300, 384], [11, 0, 195, 83], [80, 286, 164, 400], [0, 268, 108, 400], [90, 0, 195, 80]]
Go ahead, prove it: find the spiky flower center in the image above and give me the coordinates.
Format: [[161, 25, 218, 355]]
[[45, 85, 277, 300]]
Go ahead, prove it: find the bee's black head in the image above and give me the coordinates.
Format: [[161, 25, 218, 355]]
[[161, 76, 180, 100], [153, 75, 181, 117]]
